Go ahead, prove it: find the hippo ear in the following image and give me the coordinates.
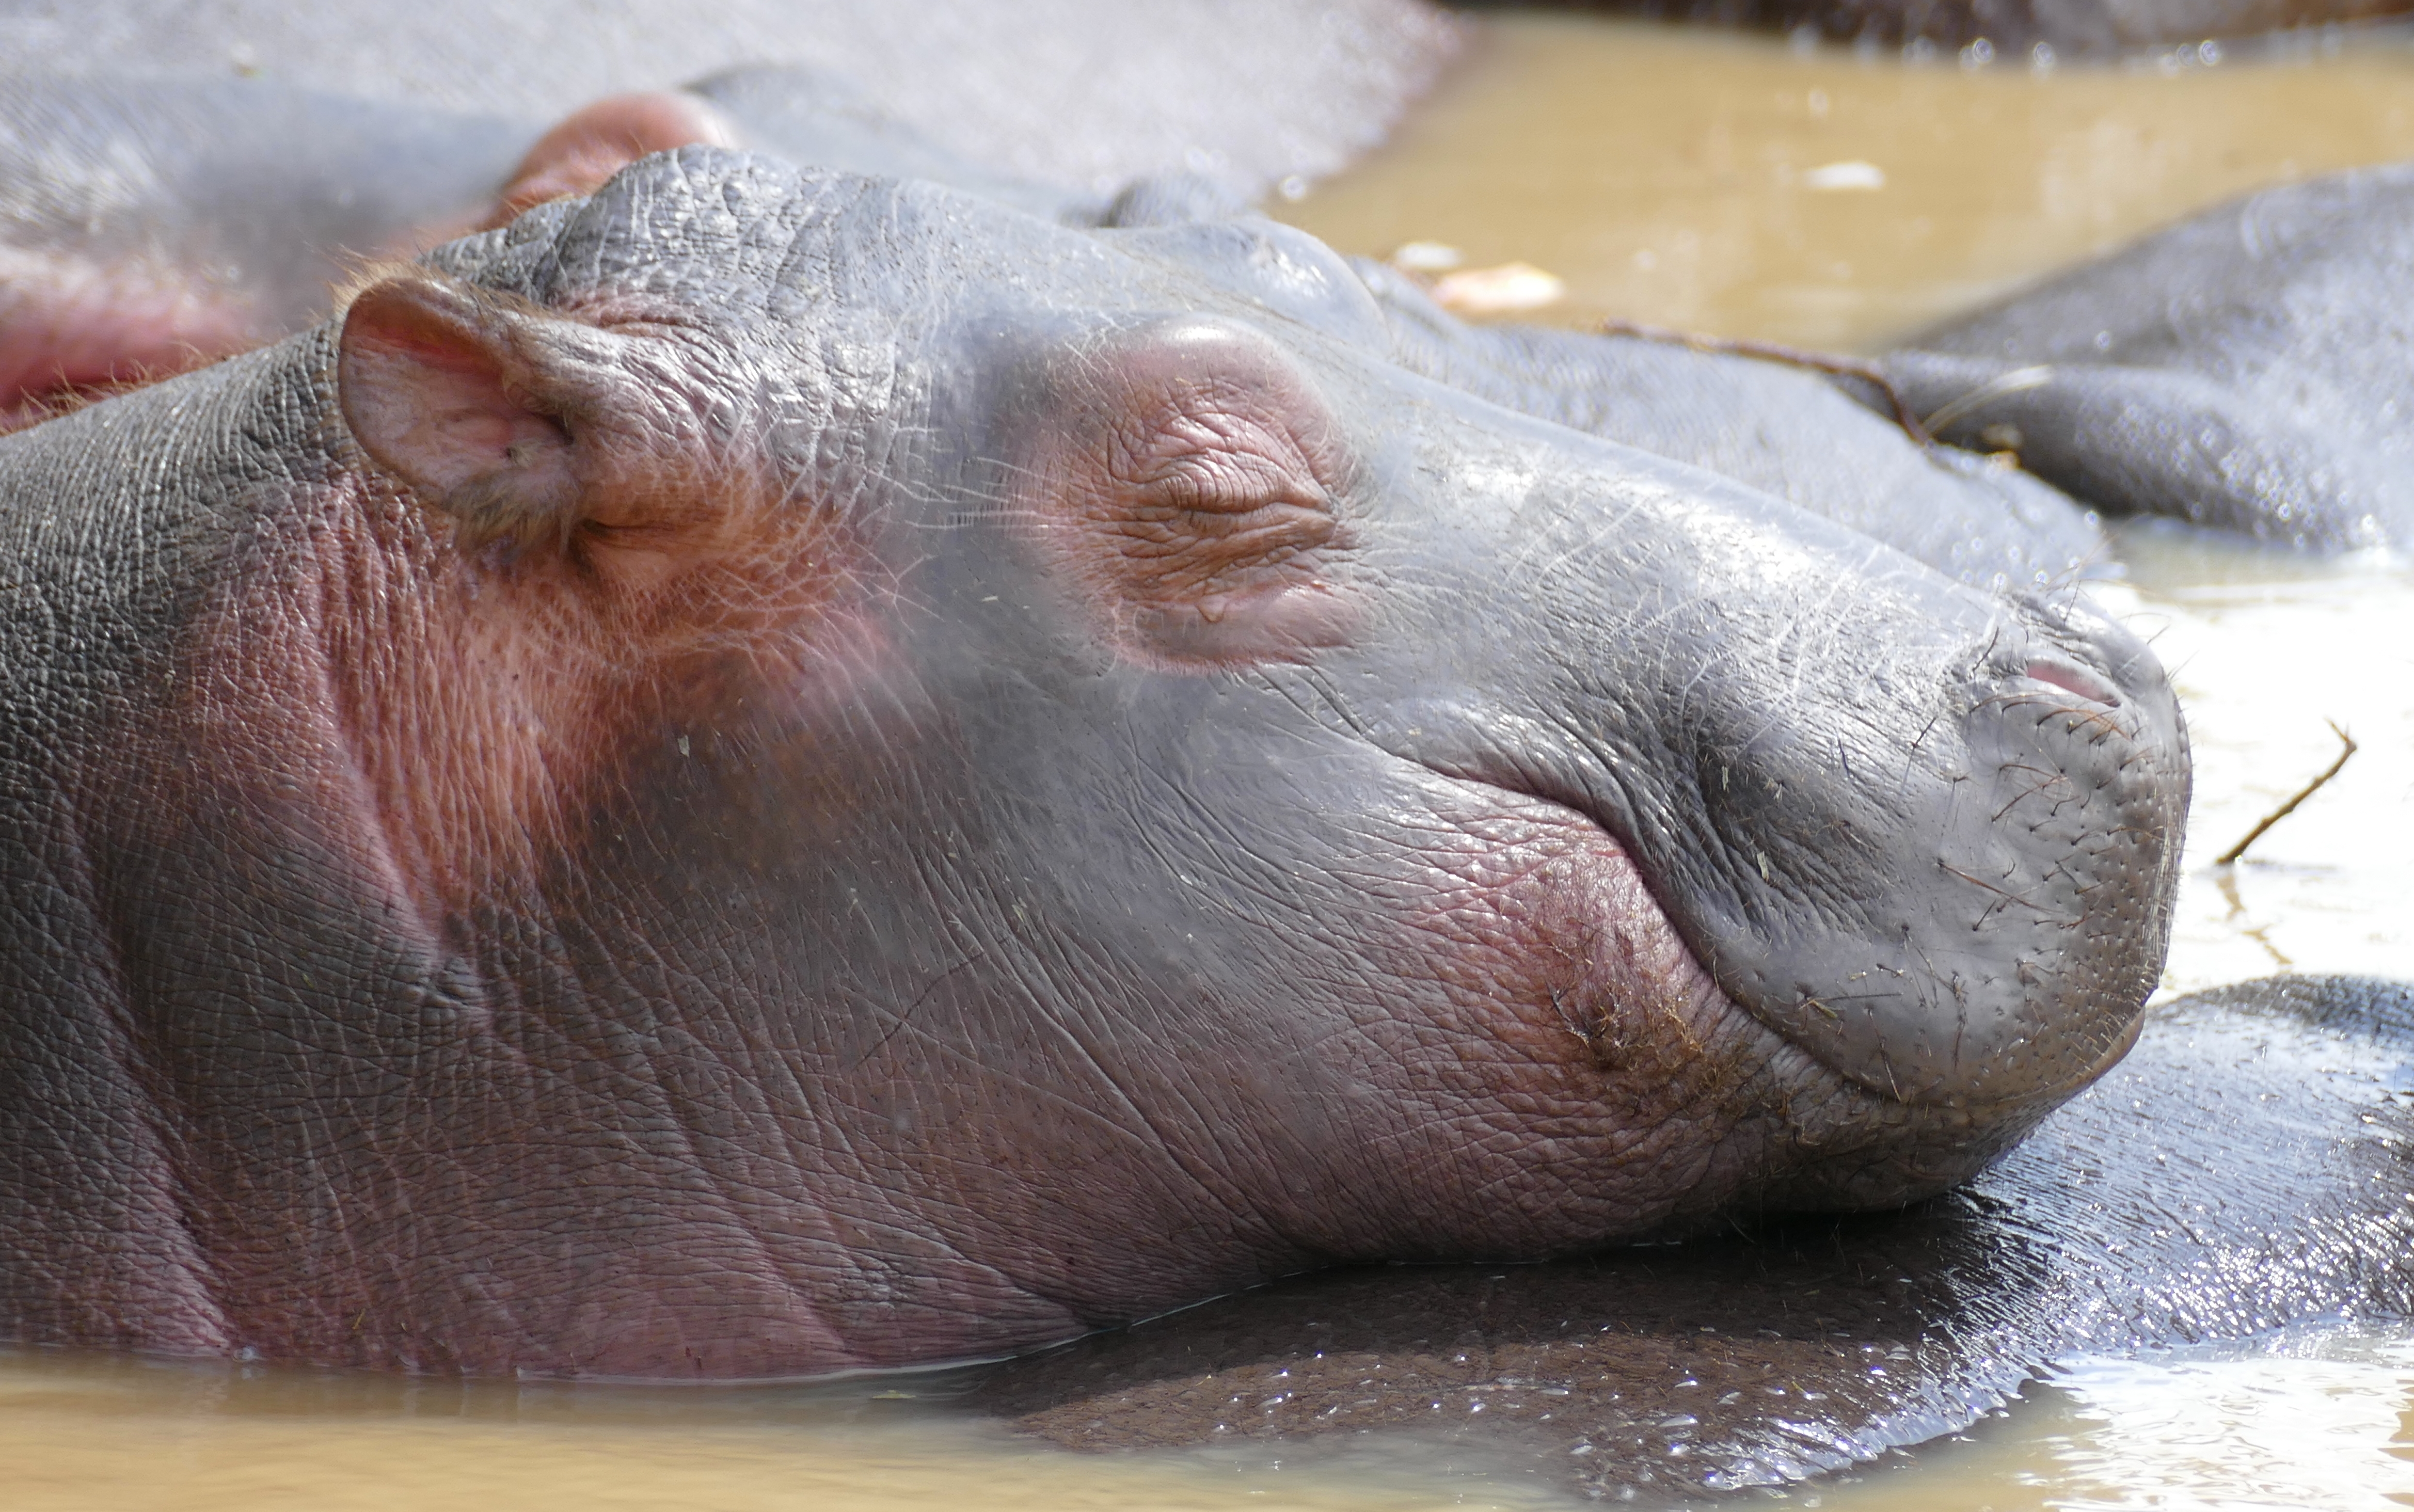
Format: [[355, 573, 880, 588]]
[[337, 270, 658, 552], [481, 92, 740, 229]]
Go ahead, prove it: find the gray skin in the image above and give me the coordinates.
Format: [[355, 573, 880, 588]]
[[0, 0, 1457, 194], [1347, 260, 2111, 592], [965, 975, 2414, 1502], [1489, 0, 2414, 55], [0, 149, 2186, 1377], [0, 73, 528, 414], [1883, 163, 2414, 553], [0, 65, 2111, 602], [0, 65, 1235, 423], [0, 0, 1453, 419]]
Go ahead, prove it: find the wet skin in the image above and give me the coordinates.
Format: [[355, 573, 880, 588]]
[[0, 68, 1129, 427], [1883, 163, 2414, 553], [964, 974, 2414, 1501], [0, 150, 2184, 1376], [13, 11, 2414, 581], [1485, 0, 2414, 55], [0, 0, 1453, 421]]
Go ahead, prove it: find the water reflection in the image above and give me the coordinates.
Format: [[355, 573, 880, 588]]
[[1795, 1335, 2414, 1511], [2098, 531, 2414, 997]]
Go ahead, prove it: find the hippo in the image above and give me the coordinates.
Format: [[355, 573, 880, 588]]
[[0, 0, 1453, 422], [0, 50, 1267, 428], [964, 973, 2414, 1501], [0, 148, 2187, 1376], [0, 63, 2121, 596], [1882, 162, 2414, 553], [1361, 158, 2414, 563], [11, 4, 2410, 580], [1498, 0, 2414, 57]]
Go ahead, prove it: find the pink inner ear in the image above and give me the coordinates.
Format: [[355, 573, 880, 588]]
[[339, 279, 578, 535]]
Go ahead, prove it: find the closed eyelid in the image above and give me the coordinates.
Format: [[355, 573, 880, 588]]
[[1109, 400, 1331, 507]]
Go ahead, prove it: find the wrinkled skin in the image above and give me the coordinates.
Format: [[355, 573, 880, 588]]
[[0, 61, 2117, 604], [0, 150, 2185, 1377], [1491, 0, 2414, 55], [966, 975, 2414, 1501], [1883, 163, 2414, 553], [14, 5, 2412, 579]]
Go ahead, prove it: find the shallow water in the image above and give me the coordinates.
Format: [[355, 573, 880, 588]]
[[15, 13, 2414, 1511], [1279, 14, 2414, 349]]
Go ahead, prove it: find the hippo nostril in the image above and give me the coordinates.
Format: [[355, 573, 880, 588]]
[[2022, 658, 2120, 707]]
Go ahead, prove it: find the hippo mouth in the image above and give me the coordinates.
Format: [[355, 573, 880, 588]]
[[1411, 677, 2162, 1163], [1383, 769, 2024, 1223]]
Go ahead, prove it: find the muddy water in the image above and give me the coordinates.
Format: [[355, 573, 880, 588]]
[[1279, 14, 2414, 349], [13, 14, 2414, 1511]]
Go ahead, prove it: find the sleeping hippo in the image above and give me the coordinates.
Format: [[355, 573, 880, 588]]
[[0, 149, 2186, 1376], [0, 65, 1233, 429], [0, 0, 1453, 424], [0, 64, 2121, 595]]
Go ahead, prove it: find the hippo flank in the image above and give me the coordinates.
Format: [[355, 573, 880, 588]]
[[0, 150, 2186, 1377], [1492, 0, 2414, 57]]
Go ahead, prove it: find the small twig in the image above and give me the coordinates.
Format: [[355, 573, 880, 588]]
[[1598, 317, 1933, 447], [2215, 721, 2358, 866], [1918, 364, 2057, 437]]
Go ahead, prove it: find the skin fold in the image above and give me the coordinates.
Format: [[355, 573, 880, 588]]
[[0, 150, 2185, 1377], [1882, 163, 2414, 552]]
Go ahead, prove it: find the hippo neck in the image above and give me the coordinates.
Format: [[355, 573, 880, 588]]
[[0, 343, 872, 1372]]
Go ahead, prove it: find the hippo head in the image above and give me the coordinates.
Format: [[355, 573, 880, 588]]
[[308, 150, 2184, 1370]]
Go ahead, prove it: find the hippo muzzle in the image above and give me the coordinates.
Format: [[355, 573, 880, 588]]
[[1336, 394, 2186, 1124]]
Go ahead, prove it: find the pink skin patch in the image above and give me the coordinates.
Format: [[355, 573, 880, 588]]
[[0, 253, 264, 429], [480, 92, 742, 230], [2024, 658, 2120, 707]]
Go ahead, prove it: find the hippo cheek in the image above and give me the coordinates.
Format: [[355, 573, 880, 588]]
[[1354, 788, 1841, 1238]]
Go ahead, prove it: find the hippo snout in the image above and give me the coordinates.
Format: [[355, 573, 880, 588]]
[[1692, 591, 2188, 1110], [1352, 417, 2187, 1139]]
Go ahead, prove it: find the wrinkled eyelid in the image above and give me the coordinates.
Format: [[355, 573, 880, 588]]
[[1144, 452, 1329, 514]]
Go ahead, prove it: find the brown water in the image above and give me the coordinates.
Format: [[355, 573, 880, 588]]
[[14, 14, 2414, 1510], [1280, 14, 2414, 349]]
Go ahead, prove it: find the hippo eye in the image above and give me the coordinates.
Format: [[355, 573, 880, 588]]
[[1122, 400, 1331, 517], [1021, 319, 1359, 665]]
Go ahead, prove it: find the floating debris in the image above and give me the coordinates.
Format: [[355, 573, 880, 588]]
[[1431, 261, 1565, 315], [1388, 240, 1465, 273], [2216, 721, 2358, 866], [1803, 160, 1887, 192]]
